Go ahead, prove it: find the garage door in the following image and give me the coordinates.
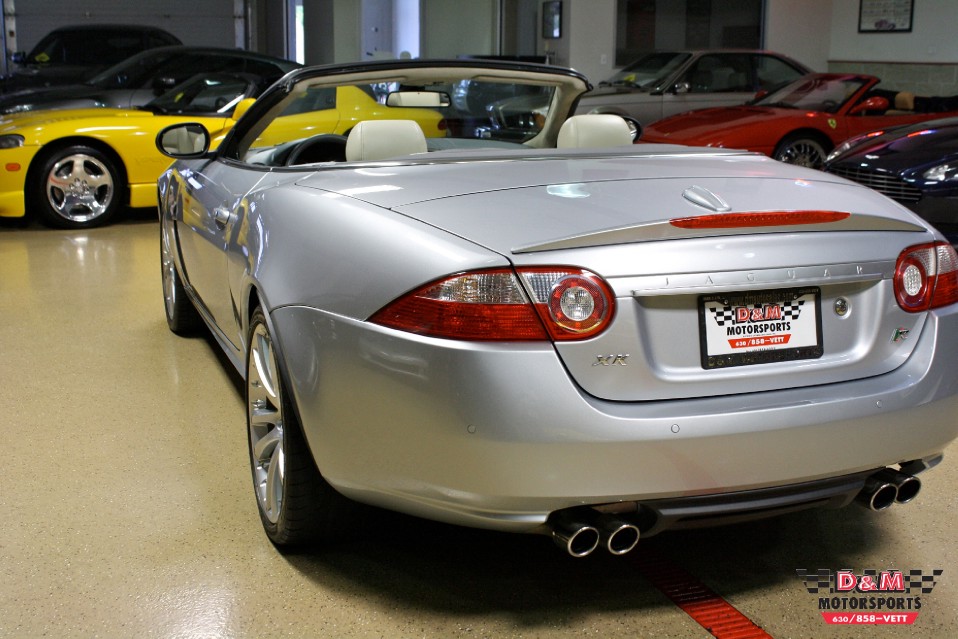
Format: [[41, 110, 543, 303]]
[[3, 0, 242, 56]]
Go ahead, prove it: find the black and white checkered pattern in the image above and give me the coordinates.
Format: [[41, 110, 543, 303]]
[[903, 569, 943, 594], [796, 569, 833, 594], [781, 299, 805, 320], [709, 300, 804, 326], [795, 569, 942, 594], [709, 305, 737, 326]]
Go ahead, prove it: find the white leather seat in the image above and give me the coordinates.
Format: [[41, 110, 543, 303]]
[[345, 120, 428, 161], [557, 114, 634, 148]]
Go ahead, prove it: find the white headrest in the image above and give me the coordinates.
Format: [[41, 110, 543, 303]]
[[557, 114, 634, 148], [345, 120, 428, 161]]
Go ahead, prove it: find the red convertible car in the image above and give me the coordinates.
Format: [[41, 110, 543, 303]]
[[641, 73, 958, 168]]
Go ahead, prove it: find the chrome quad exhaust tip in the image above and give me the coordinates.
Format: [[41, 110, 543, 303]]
[[596, 514, 640, 556], [548, 510, 640, 557], [856, 467, 922, 511], [875, 468, 922, 504], [549, 513, 601, 558]]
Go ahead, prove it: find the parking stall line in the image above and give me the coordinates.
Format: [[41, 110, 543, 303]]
[[633, 551, 774, 639]]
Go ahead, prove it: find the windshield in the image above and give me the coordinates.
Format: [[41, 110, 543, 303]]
[[87, 49, 179, 89], [755, 75, 867, 113], [600, 52, 692, 90], [26, 30, 146, 67], [227, 64, 587, 166], [147, 74, 255, 115]]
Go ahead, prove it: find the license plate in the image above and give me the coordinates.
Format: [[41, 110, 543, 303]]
[[698, 287, 823, 369]]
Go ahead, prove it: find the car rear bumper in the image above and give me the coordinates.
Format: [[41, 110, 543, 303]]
[[272, 303, 958, 533]]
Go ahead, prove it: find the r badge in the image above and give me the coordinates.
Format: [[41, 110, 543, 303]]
[[893, 327, 910, 343]]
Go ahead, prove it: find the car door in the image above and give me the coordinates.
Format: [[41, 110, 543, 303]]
[[660, 53, 757, 119], [174, 160, 265, 351], [841, 108, 942, 140]]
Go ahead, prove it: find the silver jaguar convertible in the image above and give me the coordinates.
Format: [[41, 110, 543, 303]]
[[157, 59, 958, 557]]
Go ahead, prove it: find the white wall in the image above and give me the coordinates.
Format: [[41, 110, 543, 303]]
[[566, 0, 615, 82], [545, 0, 834, 84], [420, 0, 498, 58], [763, 0, 831, 71], [829, 0, 958, 63]]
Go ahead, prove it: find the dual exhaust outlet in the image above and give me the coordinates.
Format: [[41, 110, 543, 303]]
[[549, 511, 640, 558], [549, 467, 921, 557], [855, 467, 921, 511]]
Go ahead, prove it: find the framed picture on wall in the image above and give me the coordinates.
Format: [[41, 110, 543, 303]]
[[859, 0, 913, 33], [542, 1, 562, 39]]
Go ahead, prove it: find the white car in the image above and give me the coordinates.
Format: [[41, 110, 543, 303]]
[[575, 49, 811, 127]]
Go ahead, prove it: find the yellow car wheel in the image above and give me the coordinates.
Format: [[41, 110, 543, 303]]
[[33, 145, 124, 229]]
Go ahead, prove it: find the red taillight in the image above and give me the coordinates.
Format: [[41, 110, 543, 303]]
[[526, 269, 615, 340], [370, 267, 615, 341], [894, 242, 958, 312], [670, 210, 850, 229]]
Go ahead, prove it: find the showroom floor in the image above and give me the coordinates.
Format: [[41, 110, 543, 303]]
[[2, 212, 956, 638]]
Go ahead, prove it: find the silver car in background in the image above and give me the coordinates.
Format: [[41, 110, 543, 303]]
[[157, 59, 958, 558], [575, 49, 811, 128]]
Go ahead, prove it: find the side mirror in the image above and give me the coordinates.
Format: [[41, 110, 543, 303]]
[[156, 123, 211, 158], [849, 96, 890, 115], [231, 97, 256, 122], [152, 76, 178, 95], [621, 116, 642, 141]]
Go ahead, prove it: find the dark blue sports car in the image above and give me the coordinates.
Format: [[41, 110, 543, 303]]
[[825, 117, 958, 245]]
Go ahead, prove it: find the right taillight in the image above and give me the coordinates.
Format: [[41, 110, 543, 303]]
[[894, 242, 958, 312]]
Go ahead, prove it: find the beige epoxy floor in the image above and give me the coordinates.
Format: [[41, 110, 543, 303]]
[[1, 213, 957, 639]]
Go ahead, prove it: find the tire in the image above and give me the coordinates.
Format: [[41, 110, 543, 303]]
[[160, 221, 202, 334], [772, 135, 830, 169], [246, 307, 353, 546], [33, 145, 124, 229]]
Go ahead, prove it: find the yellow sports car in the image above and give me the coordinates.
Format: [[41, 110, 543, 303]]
[[0, 73, 447, 228]]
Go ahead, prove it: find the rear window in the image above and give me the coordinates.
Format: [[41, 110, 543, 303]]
[[26, 28, 179, 67]]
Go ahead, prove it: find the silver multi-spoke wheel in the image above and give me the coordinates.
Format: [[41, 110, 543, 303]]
[[248, 321, 286, 525], [34, 145, 123, 228], [244, 307, 354, 546], [161, 228, 178, 320], [160, 220, 202, 333], [773, 136, 828, 169], [46, 153, 114, 222]]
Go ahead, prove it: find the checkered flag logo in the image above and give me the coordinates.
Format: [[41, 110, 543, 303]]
[[781, 299, 805, 320], [903, 569, 943, 594], [796, 569, 943, 594], [796, 569, 832, 594], [708, 300, 803, 326], [709, 304, 737, 327]]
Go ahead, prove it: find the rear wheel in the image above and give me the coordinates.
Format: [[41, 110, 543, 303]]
[[160, 221, 202, 334], [246, 307, 353, 546], [773, 134, 830, 169], [33, 145, 124, 228]]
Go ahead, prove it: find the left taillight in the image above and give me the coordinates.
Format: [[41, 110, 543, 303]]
[[369, 267, 615, 341], [894, 241, 958, 312]]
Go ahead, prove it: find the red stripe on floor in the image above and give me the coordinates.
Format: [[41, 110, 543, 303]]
[[633, 551, 774, 639]]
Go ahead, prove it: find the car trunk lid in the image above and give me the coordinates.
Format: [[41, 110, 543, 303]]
[[300, 151, 937, 401]]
